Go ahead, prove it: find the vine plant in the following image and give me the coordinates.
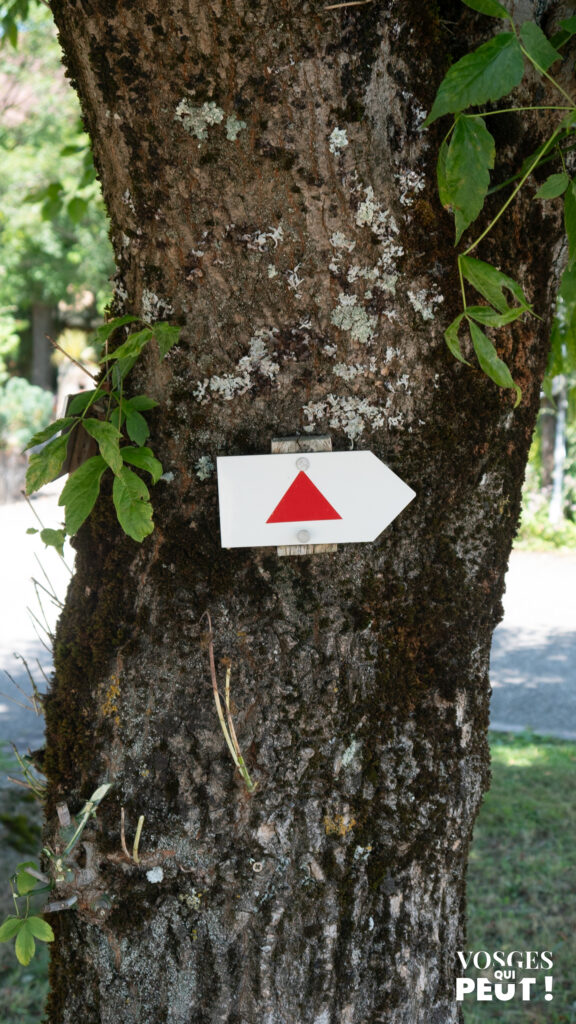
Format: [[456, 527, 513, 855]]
[[25, 316, 180, 547], [424, 0, 576, 404], [0, 783, 111, 965]]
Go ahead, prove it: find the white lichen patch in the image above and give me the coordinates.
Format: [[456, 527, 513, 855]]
[[355, 186, 397, 241], [240, 223, 284, 252], [286, 264, 304, 293], [330, 294, 377, 346], [225, 114, 246, 141], [141, 289, 174, 321], [303, 394, 386, 442], [329, 127, 349, 154], [122, 189, 136, 214], [194, 329, 280, 403], [333, 358, 377, 381], [342, 738, 362, 768], [387, 413, 405, 429], [407, 287, 444, 322], [195, 456, 215, 480], [376, 270, 399, 295], [347, 264, 377, 284], [395, 168, 426, 207], [267, 264, 278, 278], [330, 232, 356, 252], [354, 845, 373, 863], [146, 866, 164, 884], [174, 99, 225, 140]]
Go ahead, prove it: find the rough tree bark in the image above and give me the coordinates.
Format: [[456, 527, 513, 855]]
[[43, 2, 564, 1021]]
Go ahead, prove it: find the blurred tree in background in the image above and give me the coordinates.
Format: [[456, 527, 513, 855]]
[[0, 4, 113, 420]]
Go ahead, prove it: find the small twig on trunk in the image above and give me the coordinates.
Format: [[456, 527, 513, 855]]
[[133, 816, 145, 864], [120, 807, 146, 863], [120, 807, 131, 860], [201, 612, 257, 793], [325, 0, 373, 9], [49, 337, 98, 381]]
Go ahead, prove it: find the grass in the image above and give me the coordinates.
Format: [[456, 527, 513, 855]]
[[0, 746, 48, 1024], [0, 733, 573, 1022], [464, 731, 576, 1024]]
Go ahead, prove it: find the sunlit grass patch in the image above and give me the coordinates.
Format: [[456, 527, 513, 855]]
[[465, 731, 576, 1024]]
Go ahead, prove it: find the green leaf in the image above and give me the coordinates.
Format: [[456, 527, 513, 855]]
[[560, 15, 576, 33], [16, 862, 40, 895], [423, 34, 524, 126], [129, 396, 159, 411], [444, 314, 470, 364], [460, 255, 531, 313], [101, 328, 153, 363], [88, 782, 113, 806], [58, 455, 107, 536], [0, 917, 24, 942], [550, 18, 576, 49], [40, 528, 66, 556], [564, 181, 576, 263], [109, 405, 124, 431], [83, 418, 123, 474], [94, 315, 140, 349], [26, 917, 55, 943], [445, 115, 495, 242], [469, 320, 521, 405], [111, 355, 139, 385], [112, 467, 154, 543], [152, 322, 181, 359], [15, 921, 36, 965], [121, 446, 163, 484], [67, 390, 99, 416], [26, 434, 69, 495], [461, 0, 511, 20], [466, 305, 526, 326], [520, 22, 561, 71], [24, 417, 75, 452], [67, 196, 89, 223], [25, 182, 64, 206], [125, 408, 150, 446], [60, 144, 86, 157], [4, 18, 18, 48], [437, 137, 451, 210], [535, 172, 570, 200]]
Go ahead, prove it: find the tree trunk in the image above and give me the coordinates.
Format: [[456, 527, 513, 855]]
[[31, 302, 55, 390], [43, 2, 561, 1021], [549, 378, 567, 524], [540, 395, 555, 492]]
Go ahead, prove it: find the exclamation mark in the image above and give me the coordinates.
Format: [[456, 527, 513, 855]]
[[544, 976, 553, 1001]]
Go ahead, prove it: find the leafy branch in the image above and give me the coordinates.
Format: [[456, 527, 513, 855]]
[[0, 783, 111, 965], [424, 0, 576, 404], [24, 316, 180, 546]]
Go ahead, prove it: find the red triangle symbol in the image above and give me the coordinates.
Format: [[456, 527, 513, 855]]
[[266, 471, 342, 523]]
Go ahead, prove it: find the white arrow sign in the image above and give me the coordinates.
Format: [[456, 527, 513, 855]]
[[217, 451, 415, 549]]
